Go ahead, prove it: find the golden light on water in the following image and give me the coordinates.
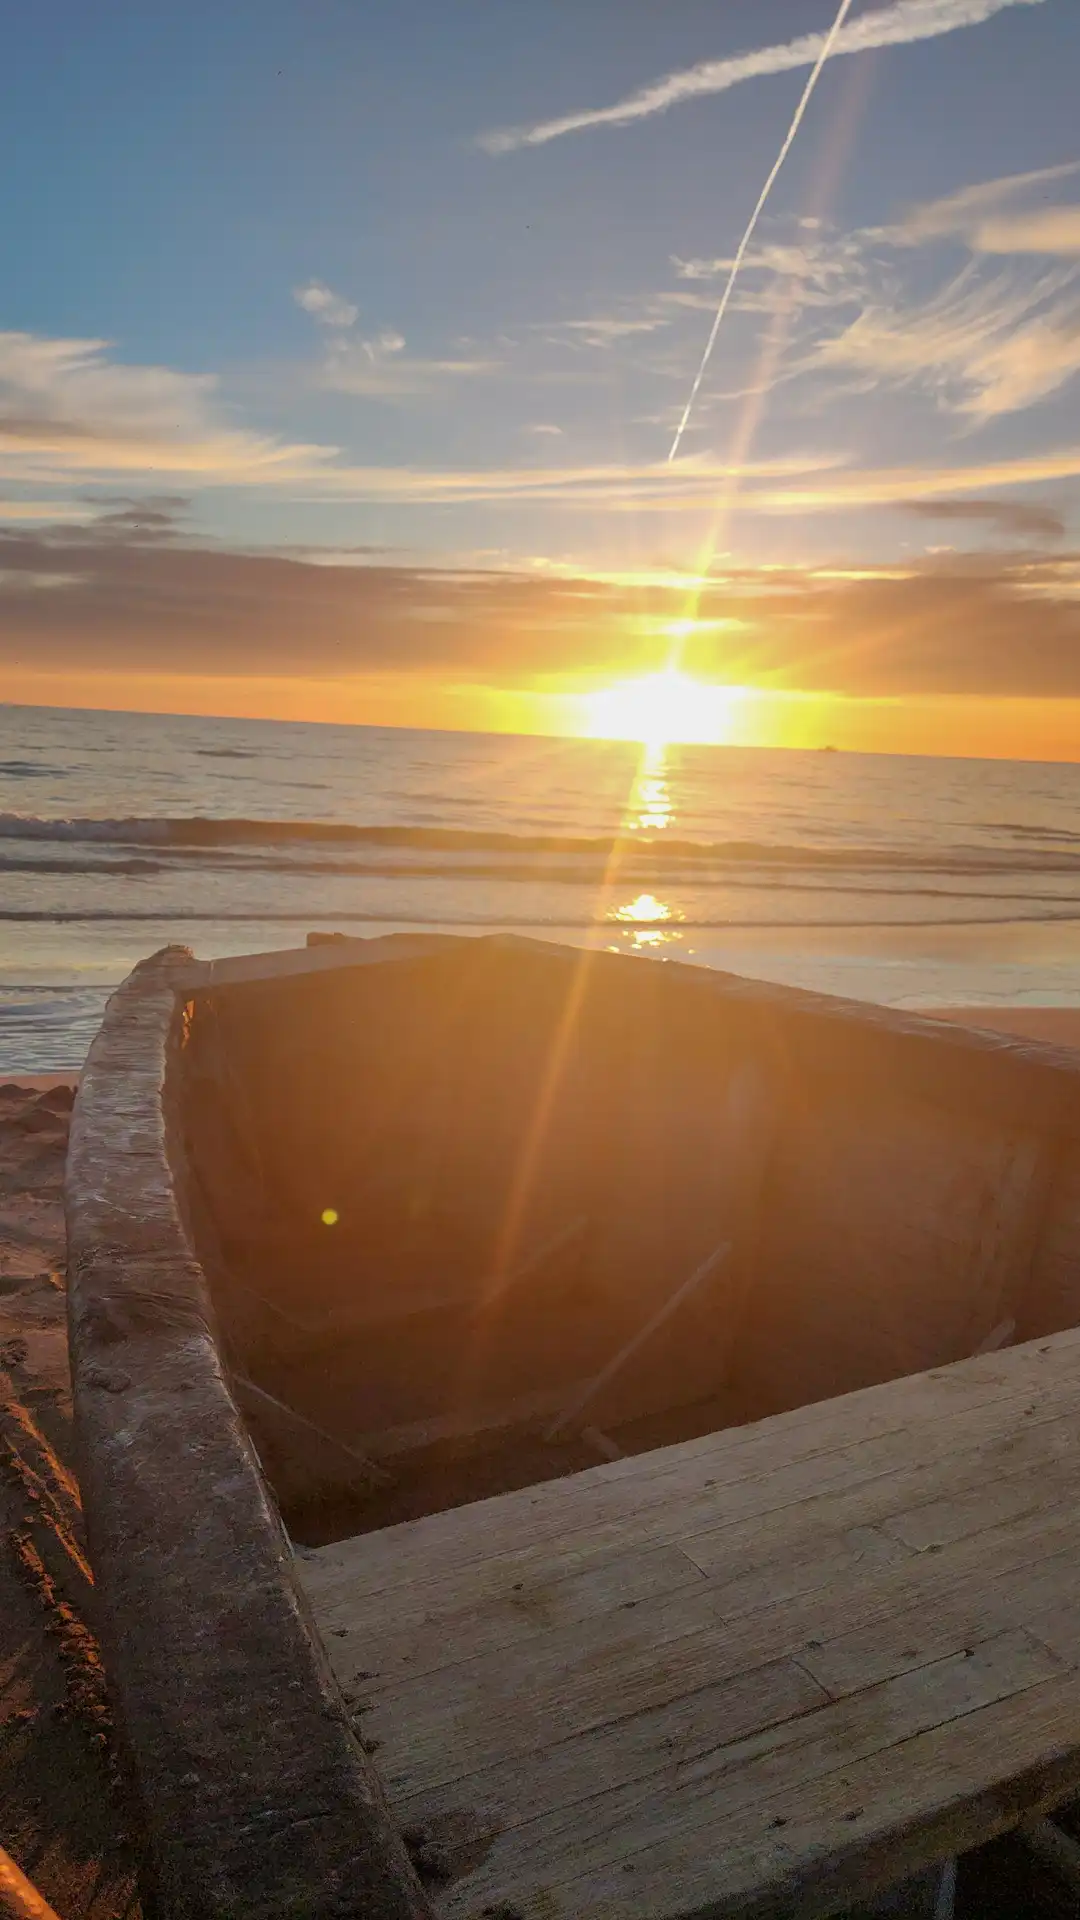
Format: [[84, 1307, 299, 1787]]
[[578, 668, 751, 747], [614, 891, 670, 924], [610, 890, 683, 949]]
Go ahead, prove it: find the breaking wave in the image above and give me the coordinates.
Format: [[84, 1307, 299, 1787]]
[[5, 811, 1080, 878]]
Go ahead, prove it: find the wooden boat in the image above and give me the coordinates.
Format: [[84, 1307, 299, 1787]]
[[64, 934, 1080, 1918]]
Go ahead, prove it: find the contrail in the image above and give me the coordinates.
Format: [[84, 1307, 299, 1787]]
[[668, 0, 856, 463], [480, 0, 1046, 155]]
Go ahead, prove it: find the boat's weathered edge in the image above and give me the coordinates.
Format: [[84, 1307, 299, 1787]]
[[63, 946, 433, 1920], [185, 931, 1080, 1137]]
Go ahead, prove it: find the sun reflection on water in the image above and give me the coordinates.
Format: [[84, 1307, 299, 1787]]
[[627, 742, 672, 833], [611, 890, 683, 949]]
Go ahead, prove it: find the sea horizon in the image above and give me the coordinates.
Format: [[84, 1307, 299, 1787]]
[[9, 696, 1080, 771], [7, 701, 1080, 1071]]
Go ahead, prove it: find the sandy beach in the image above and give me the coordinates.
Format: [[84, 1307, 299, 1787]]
[[927, 1007, 1080, 1048], [0, 1078, 140, 1918]]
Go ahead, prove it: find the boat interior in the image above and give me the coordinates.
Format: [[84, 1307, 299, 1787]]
[[173, 934, 1080, 1542]]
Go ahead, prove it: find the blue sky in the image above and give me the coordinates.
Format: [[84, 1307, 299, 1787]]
[[2, 0, 1080, 741]]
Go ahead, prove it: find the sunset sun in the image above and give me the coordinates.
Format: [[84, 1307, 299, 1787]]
[[579, 669, 749, 747]]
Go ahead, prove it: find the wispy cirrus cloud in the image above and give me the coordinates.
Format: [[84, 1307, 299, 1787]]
[[315, 332, 501, 397], [754, 443, 1080, 512], [816, 261, 1080, 419], [542, 314, 671, 348], [890, 162, 1080, 251], [478, 0, 1046, 153], [4, 329, 1077, 521], [0, 332, 339, 487], [0, 330, 501, 489], [278, 443, 1080, 512]]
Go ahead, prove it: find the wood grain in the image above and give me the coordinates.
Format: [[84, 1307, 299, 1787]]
[[301, 1328, 1080, 1917]]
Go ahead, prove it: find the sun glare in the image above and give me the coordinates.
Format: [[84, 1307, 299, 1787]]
[[579, 670, 749, 747]]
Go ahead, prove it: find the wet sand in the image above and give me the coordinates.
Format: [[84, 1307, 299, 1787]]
[[927, 1007, 1080, 1049], [0, 1080, 140, 1917]]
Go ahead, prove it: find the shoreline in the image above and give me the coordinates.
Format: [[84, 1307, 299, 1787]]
[[925, 1007, 1080, 1048]]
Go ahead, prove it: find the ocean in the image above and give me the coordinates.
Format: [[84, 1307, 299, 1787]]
[[5, 701, 1080, 1071]]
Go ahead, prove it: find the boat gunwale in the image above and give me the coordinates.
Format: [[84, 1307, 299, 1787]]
[[63, 943, 434, 1920], [189, 931, 1080, 1139]]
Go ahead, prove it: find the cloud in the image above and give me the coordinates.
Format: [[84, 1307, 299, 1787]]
[[330, 443, 1080, 517], [900, 497, 1066, 540], [478, 0, 1046, 152], [288, 449, 849, 506], [663, 180, 1080, 424], [526, 423, 564, 436], [4, 333, 1077, 520], [4, 518, 1080, 701], [974, 208, 1080, 257], [892, 162, 1080, 251], [291, 276, 502, 397], [674, 237, 862, 291], [316, 330, 499, 397], [545, 315, 671, 348], [0, 332, 340, 487], [753, 443, 1080, 512], [816, 262, 1080, 419], [293, 280, 359, 328], [0, 331, 492, 486], [0, 499, 94, 522], [0, 334, 843, 503], [69, 494, 191, 543]]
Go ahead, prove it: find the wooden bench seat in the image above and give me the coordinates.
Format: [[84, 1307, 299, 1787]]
[[299, 1324, 1080, 1918]]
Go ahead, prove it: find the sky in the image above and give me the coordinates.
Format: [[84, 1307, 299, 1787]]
[[2, 0, 1080, 754]]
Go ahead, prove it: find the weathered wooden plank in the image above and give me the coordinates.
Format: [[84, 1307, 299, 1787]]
[[478, 1665, 1080, 1920], [300, 1330, 1080, 1916], [393, 1658, 829, 1849], [429, 1631, 1064, 1919], [799, 1543, 1080, 1696], [316, 1541, 708, 1687], [881, 1452, 1076, 1553], [324, 1484, 1080, 1809], [677, 1524, 911, 1619], [303, 1337, 1080, 1618], [675, 1407, 1073, 1582], [306, 1442, 1080, 1774]]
